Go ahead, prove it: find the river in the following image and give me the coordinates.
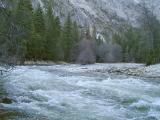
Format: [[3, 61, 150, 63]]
[[0, 64, 160, 120]]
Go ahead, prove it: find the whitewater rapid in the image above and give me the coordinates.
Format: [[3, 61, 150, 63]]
[[1, 64, 160, 120]]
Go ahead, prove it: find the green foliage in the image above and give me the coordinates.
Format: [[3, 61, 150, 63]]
[[0, 1, 20, 64], [2, 0, 159, 65], [30, 5, 45, 60], [62, 14, 73, 61], [44, 3, 61, 60], [113, 17, 160, 65], [60, 15, 80, 62], [72, 21, 80, 43], [16, 0, 33, 33], [15, 0, 34, 62], [33, 5, 45, 35]]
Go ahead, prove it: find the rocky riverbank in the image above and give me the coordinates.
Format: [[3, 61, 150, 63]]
[[24, 61, 68, 65], [79, 63, 160, 78], [49, 63, 160, 78]]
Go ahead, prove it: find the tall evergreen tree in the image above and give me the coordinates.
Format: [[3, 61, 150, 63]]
[[15, 0, 34, 62], [32, 4, 45, 60], [44, 2, 57, 60], [33, 4, 45, 35], [70, 21, 80, 62], [62, 14, 73, 61], [53, 16, 62, 60], [16, 0, 33, 33], [72, 21, 80, 43], [0, 0, 20, 64], [140, 2, 160, 65]]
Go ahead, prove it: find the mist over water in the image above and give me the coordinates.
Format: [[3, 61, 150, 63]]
[[1, 65, 160, 120]]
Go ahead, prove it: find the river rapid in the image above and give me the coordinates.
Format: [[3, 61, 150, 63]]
[[1, 64, 160, 120]]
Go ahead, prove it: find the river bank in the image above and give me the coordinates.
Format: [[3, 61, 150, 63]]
[[14, 61, 160, 79], [25, 63, 159, 78], [24, 61, 68, 65]]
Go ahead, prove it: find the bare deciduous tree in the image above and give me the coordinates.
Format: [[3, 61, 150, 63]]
[[77, 40, 96, 65], [76, 28, 96, 65], [96, 43, 122, 63]]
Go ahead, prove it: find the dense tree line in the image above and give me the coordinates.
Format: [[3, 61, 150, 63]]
[[0, 0, 160, 65], [0, 0, 81, 64], [113, 2, 160, 65], [0, 0, 19, 65]]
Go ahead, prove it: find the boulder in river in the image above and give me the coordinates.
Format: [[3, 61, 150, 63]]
[[1, 97, 12, 104]]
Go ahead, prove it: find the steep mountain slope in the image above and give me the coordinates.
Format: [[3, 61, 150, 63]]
[[35, 0, 160, 35]]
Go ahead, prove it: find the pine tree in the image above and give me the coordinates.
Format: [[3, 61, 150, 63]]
[[0, 0, 22, 64], [45, 3, 54, 60], [44, 2, 60, 60], [33, 5, 45, 35], [53, 17, 62, 60], [0, 2, 11, 62], [16, 0, 33, 33], [15, 0, 34, 62], [70, 21, 80, 61], [62, 14, 73, 62], [72, 21, 80, 43], [32, 4, 45, 60], [140, 2, 160, 65]]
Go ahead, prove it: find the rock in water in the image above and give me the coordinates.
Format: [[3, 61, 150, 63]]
[[1, 97, 12, 104]]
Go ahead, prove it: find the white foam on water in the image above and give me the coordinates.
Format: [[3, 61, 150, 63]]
[[2, 65, 160, 120]]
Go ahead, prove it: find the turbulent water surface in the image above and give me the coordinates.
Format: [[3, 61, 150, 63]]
[[1, 64, 160, 120]]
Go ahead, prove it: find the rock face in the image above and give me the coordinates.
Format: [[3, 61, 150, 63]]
[[32, 0, 160, 42], [35, 0, 160, 34]]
